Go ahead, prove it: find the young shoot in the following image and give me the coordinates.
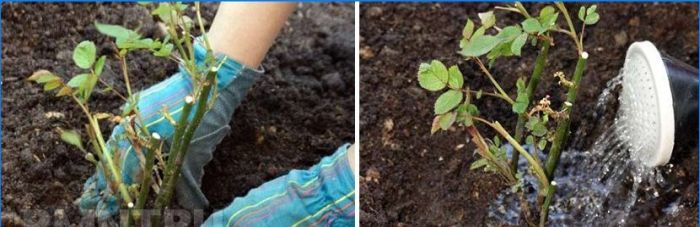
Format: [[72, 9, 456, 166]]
[[416, 2, 599, 226]]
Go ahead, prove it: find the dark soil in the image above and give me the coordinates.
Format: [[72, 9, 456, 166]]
[[2, 3, 353, 225], [360, 3, 697, 226]]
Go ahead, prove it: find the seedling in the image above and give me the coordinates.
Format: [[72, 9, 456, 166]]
[[28, 2, 219, 225], [417, 2, 598, 226]]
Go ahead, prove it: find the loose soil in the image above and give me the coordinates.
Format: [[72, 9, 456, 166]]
[[360, 3, 697, 226], [2, 3, 354, 225]]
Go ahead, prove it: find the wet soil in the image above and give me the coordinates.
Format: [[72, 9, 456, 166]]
[[359, 3, 697, 226], [2, 3, 354, 225]]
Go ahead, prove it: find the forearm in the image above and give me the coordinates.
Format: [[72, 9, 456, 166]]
[[348, 143, 357, 179], [208, 2, 297, 68]]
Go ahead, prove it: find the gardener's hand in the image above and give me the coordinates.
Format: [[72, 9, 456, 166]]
[[203, 144, 355, 226], [78, 39, 262, 220]]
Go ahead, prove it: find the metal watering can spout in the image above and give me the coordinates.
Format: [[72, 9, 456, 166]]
[[619, 41, 698, 167]]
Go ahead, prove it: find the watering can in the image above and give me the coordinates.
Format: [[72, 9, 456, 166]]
[[619, 41, 698, 167]]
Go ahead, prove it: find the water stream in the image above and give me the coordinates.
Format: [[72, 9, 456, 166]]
[[486, 71, 691, 226]]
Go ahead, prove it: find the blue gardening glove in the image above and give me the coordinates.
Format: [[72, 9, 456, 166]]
[[78, 39, 262, 220], [203, 144, 356, 227]]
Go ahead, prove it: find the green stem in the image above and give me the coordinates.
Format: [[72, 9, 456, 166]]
[[467, 126, 516, 184], [120, 54, 133, 98], [70, 94, 132, 206], [554, 2, 582, 54], [474, 117, 549, 187], [474, 58, 515, 104], [539, 181, 557, 227], [510, 39, 551, 172], [544, 53, 588, 178], [131, 134, 162, 224], [168, 96, 195, 168], [195, 3, 212, 52], [166, 4, 189, 64], [119, 54, 150, 136], [155, 68, 217, 209], [177, 5, 196, 67], [91, 115, 133, 206]]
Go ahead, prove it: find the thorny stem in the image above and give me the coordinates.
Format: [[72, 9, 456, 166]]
[[165, 96, 194, 175], [155, 68, 218, 210], [131, 133, 162, 224], [544, 53, 588, 178], [539, 181, 557, 227], [473, 58, 515, 104], [510, 39, 551, 172]]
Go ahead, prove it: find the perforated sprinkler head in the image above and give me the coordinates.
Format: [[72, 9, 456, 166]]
[[618, 41, 698, 167]]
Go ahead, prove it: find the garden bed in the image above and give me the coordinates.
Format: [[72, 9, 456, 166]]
[[2, 3, 354, 225], [359, 3, 697, 226]]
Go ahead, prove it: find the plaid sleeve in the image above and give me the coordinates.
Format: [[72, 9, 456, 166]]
[[202, 144, 356, 227]]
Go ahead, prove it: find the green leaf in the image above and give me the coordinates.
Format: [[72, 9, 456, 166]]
[[472, 27, 486, 40], [463, 114, 474, 127], [67, 74, 89, 88], [73, 41, 96, 69], [511, 33, 528, 56], [538, 139, 548, 150], [539, 6, 555, 18], [585, 12, 599, 25], [494, 136, 501, 147], [521, 18, 543, 34], [578, 6, 586, 22], [511, 172, 524, 192], [476, 89, 483, 99], [28, 70, 59, 83], [434, 90, 463, 114], [463, 18, 475, 40], [587, 5, 597, 15], [470, 158, 489, 170], [153, 3, 175, 23], [439, 112, 457, 130], [430, 60, 449, 83], [118, 38, 154, 50], [431, 115, 442, 134], [43, 80, 61, 91], [526, 135, 535, 145], [56, 86, 73, 97], [417, 61, 449, 91], [59, 128, 85, 152], [539, 6, 559, 29], [461, 35, 500, 57], [95, 22, 136, 39], [94, 56, 106, 76], [526, 115, 548, 137], [496, 26, 522, 42], [478, 11, 496, 28], [532, 123, 547, 137], [466, 103, 480, 116], [512, 78, 529, 114], [154, 43, 174, 57], [447, 66, 464, 89]]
